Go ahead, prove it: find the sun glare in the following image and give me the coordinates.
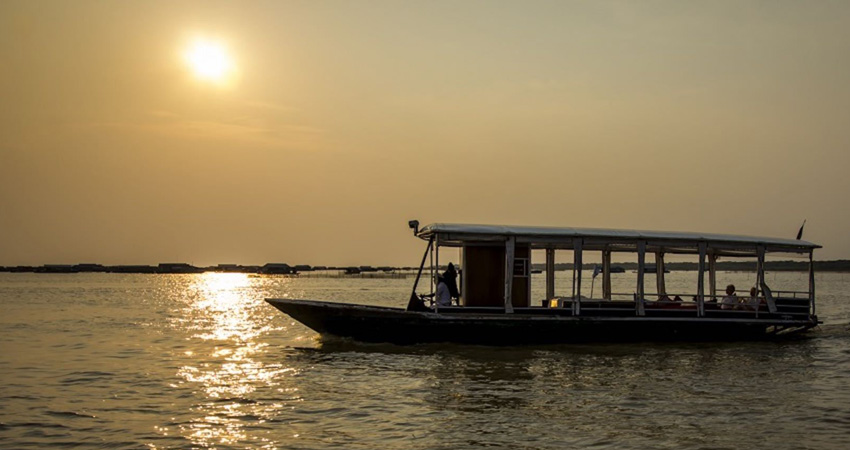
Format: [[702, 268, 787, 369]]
[[184, 39, 234, 83]]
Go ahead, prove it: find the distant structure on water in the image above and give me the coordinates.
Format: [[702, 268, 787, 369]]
[[3, 260, 849, 275]]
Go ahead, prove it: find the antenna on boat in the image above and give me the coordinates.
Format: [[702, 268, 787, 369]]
[[408, 220, 420, 235]]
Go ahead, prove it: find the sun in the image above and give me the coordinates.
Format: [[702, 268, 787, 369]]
[[184, 39, 234, 83]]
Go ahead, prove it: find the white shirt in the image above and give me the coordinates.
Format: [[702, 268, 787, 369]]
[[721, 294, 738, 310], [436, 282, 452, 307], [747, 295, 761, 310]]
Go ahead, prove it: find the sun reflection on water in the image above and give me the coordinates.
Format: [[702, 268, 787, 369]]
[[189, 273, 263, 342], [167, 273, 298, 448]]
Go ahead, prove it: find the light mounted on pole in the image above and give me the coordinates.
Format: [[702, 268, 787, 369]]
[[408, 220, 420, 236]]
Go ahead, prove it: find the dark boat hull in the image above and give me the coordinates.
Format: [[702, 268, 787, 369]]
[[266, 299, 816, 345]]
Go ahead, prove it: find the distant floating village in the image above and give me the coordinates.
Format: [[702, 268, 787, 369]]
[[2, 260, 849, 274], [0, 263, 419, 275]]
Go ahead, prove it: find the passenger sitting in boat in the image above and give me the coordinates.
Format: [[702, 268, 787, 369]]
[[721, 284, 738, 310], [743, 287, 761, 311], [435, 275, 452, 307]]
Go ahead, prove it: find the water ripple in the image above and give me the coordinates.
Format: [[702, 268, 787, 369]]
[[2, 272, 850, 449]]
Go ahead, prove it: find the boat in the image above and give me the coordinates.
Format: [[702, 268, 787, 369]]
[[266, 221, 821, 345]]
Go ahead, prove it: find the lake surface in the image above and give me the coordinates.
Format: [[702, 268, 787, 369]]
[[1, 272, 849, 449]]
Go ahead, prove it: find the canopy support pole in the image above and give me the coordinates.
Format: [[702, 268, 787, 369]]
[[708, 252, 717, 301], [429, 235, 435, 295], [656, 251, 666, 297], [435, 234, 440, 282], [504, 237, 515, 314], [546, 248, 555, 301], [698, 242, 706, 317], [809, 250, 816, 316], [573, 239, 583, 315], [636, 241, 646, 316], [602, 248, 612, 300]]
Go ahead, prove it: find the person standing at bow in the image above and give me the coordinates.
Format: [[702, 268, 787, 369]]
[[443, 262, 459, 304]]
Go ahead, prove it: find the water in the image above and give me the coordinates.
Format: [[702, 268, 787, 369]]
[[1, 272, 849, 449]]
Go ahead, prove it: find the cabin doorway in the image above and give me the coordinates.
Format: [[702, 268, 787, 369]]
[[462, 243, 530, 307]]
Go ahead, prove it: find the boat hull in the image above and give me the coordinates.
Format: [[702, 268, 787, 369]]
[[266, 299, 816, 345]]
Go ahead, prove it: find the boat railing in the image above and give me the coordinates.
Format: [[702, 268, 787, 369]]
[[532, 289, 812, 320], [772, 290, 813, 314], [772, 290, 809, 298]]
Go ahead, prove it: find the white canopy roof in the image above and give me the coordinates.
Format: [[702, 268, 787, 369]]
[[418, 223, 819, 253]]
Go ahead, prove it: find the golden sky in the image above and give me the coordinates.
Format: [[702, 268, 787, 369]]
[[1, 1, 849, 266]]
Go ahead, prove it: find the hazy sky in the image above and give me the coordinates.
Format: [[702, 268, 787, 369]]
[[2, 1, 849, 266]]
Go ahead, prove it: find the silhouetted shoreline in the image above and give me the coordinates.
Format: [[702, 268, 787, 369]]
[[2, 260, 850, 274], [0, 263, 419, 275]]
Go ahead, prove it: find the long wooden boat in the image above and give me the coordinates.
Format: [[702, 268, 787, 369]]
[[266, 222, 820, 345]]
